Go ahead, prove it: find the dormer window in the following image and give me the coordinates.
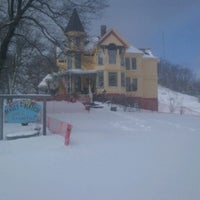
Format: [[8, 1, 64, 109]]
[[108, 43, 117, 64]]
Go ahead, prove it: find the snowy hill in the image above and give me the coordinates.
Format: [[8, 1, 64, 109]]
[[0, 87, 200, 200], [158, 85, 200, 115]]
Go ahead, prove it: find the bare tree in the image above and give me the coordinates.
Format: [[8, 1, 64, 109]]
[[158, 59, 200, 96], [0, 0, 109, 93]]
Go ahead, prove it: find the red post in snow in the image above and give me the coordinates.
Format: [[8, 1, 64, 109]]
[[65, 123, 72, 145]]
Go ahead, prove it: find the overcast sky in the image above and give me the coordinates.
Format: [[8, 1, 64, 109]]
[[90, 0, 200, 73]]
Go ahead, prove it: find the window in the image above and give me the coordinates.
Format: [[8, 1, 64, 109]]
[[121, 73, 125, 87], [67, 55, 72, 69], [125, 58, 130, 70], [108, 43, 117, 64], [109, 72, 117, 86], [97, 71, 104, 87], [131, 58, 137, 70], [132, 79, 138, 91], [75, 54, 81, 69], [97, 51, 104, 65], [126, 77, 131, 91], [108, 50, 117, 64]]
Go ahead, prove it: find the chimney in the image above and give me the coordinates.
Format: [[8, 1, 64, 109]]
[[100, 25, 106, 37]]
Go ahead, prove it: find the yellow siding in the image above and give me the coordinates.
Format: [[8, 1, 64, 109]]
[[141, 58, 158, 98], [82, 55, 95, 70]]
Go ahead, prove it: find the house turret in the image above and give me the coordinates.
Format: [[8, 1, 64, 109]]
[[65, 8, 86, 57]]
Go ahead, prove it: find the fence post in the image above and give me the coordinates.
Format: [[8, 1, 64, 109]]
[[43, 99, 47, 136], [65, 124, 72, 145]]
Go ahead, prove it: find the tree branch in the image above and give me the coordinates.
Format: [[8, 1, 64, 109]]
[[21, 15, 61, 46], [15, 33, 56, 69], [29, 4, 65, 33]]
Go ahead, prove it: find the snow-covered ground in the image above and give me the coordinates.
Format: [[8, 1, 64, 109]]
[[0, 87, 200, 200], [158, 85, 200, 115]]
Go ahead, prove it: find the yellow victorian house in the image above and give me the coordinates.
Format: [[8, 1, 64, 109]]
[[46, 9, 158, 111]]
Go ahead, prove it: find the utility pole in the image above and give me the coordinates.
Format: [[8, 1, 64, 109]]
[[162, 31, 166, 59]]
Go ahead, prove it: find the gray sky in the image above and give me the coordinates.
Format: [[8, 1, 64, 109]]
[[90, 0, 200, 72]]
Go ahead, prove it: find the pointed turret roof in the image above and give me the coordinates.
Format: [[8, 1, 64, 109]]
[[65, 8, 85, 33]]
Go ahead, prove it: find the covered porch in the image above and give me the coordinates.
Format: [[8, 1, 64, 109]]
[[38, 69, 97, 103], [63, 69, 97, 96]]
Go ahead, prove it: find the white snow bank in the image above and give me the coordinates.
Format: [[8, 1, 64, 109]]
[[158, 85, 200, 115], [6, 130, 39, 140]]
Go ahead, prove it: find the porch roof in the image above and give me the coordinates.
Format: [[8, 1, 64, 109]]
[[65, 69, 97, 76]]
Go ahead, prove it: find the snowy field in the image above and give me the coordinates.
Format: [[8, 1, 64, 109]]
[[0, 87, 200, 200]]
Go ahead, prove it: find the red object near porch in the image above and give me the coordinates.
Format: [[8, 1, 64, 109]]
[[65, 124, 72, 145]]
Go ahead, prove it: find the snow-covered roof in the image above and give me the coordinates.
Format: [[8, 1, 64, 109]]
[[126, 46, 158, 60], [44, 74, 53, 81], [66, 69, 97, 75], [140, 48, 157, 59], [38, 74, 53, 89], [38, 69, 97, 89], [38, 81, 48, 89], [126, 46, 143, 54]]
